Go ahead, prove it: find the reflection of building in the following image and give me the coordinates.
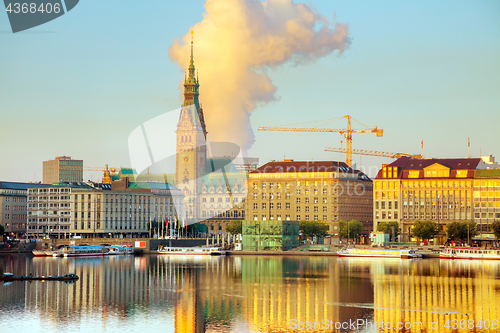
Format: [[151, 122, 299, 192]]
[[245, 160, 373, 234], [0, 181, 48, 237], [43, 156, 83, 184], [371, 260, 500, 333], [240, 257, 347, 332], [27, 181, 184, 238], [374, 157, 481, 242]]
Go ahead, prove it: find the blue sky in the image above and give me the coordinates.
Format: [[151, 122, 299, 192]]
[[1, 0, 499, 181]]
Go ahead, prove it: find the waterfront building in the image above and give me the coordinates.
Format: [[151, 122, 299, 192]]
[[170, 33, 253, 234], [0, 181, 48, 238], [27, 180, 184, 238], [479, 152, 499, 169], [245, 160, 373, 235], [373, 157, 481, 243], [175, 32, 207, 222], [42, 156, 83, 184], [472, 169, 500, 238]]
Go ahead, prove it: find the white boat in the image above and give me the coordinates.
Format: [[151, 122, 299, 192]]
[[337, 248, 422, 259], [157, 246, 226, 256], [53, 245, 108, 257], [32, 250, 56, 256], [440, 247, 500, 260], [106, 245, 134, 255]]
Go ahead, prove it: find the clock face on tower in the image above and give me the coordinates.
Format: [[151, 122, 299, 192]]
[[182, 155, 190, 164]]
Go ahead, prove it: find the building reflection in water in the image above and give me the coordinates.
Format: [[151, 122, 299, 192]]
[[368, 258, 500, 333], [2, 255, 500, 332]]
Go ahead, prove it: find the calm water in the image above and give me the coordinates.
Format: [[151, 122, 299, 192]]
[[1, 254, 500, 333]]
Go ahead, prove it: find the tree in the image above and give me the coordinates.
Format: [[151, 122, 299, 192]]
[[376, 222, 401, 242], [338, 220, 363, 240], [447, 221, 478, 243], [226, 220, 242, 235], [412, 220, 439, 243], [491, 221, 500, 240], [299, 220, 329, 238]]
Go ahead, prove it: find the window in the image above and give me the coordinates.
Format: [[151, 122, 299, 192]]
[[296, 198, 301, 204], [305, 215, 309, 221], [297, 189, 300, 195], [314, 198, 318, 203], [276, 193, 281, 199], [253, 203, 258, 210], [262, 203, 266, 209], [305, 207, 309, 212], [323, 189, 327, 195], [323, 206, 327, 212], [262, 194, 266, 200], [286, 203, 290, 209], [409, 171, 419, 178], [314, 206, 318, 212], [305, 198, 309, 204], [286, 193, 290, 199], [296, 207, 301, 212], [277, 203, 281, 209]]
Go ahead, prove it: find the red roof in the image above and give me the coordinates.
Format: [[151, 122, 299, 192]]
[[375, 158, 481, 179], [251, 160, 352, 174]]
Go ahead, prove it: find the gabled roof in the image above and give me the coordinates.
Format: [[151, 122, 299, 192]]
[[252, 160, 353, 174], [375, 158, 481, 179]]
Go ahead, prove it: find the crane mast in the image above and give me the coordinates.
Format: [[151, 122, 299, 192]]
[[258, 115, 383, 168]]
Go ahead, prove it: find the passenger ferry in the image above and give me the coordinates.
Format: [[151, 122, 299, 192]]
[[53, 245, 108, 257], [157, 246, 226, 256], [105, 245, 134, 255], [337, 248, 422, 259], [32, 250, 57, 256], [440, 247, 500, 260]]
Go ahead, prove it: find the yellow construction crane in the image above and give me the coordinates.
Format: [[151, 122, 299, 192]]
[[258, 115, 383, 168], [324, 147, 422, 159]]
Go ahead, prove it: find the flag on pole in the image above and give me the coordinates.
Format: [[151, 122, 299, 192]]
[[421, 140, 423, 149], [468, 137, 470, 147]]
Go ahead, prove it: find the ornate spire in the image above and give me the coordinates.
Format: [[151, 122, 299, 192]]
[[189, 30, 194, 72], [182, 30, 207, 137], [183, 30, 200, 109]]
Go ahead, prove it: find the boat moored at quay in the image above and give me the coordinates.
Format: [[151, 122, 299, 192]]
[[440, 247, 500, 260], [53, 245, 108, 257], [32, 250, 57, 256], [105, 245, 134, 255], [337, 248, 422, 259], [157, 246, 226, 256]]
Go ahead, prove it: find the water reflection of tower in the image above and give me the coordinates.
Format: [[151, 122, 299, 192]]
[[168, 255, 243, 332]]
